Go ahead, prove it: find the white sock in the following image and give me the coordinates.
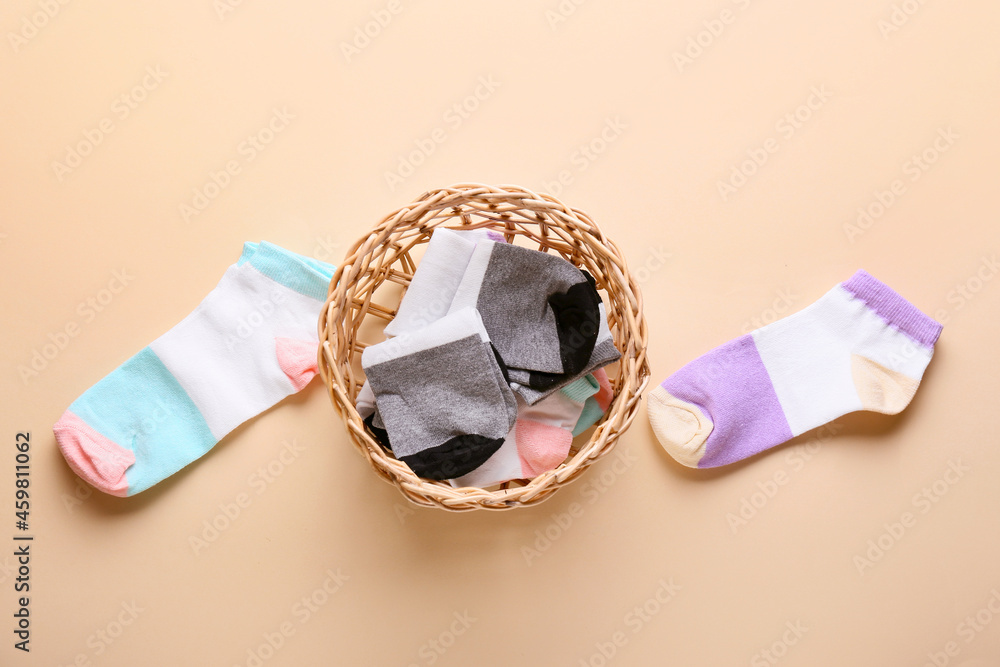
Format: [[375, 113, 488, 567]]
[[53, 241, 335, 496], [383, 228, 496, 337]]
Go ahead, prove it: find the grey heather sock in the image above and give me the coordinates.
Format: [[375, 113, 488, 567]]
[[361, 309, 517, 480], [508, 304, 621, 404], [449, 241, 603, 384]]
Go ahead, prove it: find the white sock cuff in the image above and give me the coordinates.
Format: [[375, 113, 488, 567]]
[[384, 228, 480, 336], [362, 307, 491, 369], [448, 240, 494, 315]]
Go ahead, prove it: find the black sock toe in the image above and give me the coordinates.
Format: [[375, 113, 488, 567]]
[[548, 270, 601, 377], [400, 433, 505, 480]]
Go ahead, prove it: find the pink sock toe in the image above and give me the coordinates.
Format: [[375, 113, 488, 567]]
[[53, 410, 133, 497], [516, 419, 573, 478], [275, 337, 319, 391], [592, 367, 614, 411]]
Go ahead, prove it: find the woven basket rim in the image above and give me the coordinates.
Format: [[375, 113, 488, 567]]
[[317, 183, 650, 511]]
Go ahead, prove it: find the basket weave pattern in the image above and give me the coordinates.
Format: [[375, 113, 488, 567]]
[[317, 184, 650, 511]]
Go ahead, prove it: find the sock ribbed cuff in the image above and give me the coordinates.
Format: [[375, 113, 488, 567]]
[[560, 374, 600, 403], [242, 241, 335, 301], [841, 270, 943, 348]]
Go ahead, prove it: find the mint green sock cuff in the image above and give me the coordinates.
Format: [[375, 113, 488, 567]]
[[561, 374, 600, 403], [237, 242, 260, 266], [302, 255, 336, 277], [245, 240, 335, 301], [572, 399, 607, 437]]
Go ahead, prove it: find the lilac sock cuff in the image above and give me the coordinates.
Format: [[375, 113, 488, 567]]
[[841, 270, 943, 348]]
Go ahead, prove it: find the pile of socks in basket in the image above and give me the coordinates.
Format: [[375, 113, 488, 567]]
[[355, 228, 620, 487]]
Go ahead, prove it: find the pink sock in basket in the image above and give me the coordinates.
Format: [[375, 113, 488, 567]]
[[449, 373, 605, 488]]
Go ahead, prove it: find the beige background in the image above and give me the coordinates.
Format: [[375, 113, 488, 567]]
[[2, 0, 999, 665]]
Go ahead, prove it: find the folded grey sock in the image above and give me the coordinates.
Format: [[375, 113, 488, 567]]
[[449, 241, 602, 388], [361, 308, 517, 479], [357, 339, 517, 454], [508, 304, 621, 404]]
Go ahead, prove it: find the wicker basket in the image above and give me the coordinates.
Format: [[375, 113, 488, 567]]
[[317, 183, 650, 511]]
